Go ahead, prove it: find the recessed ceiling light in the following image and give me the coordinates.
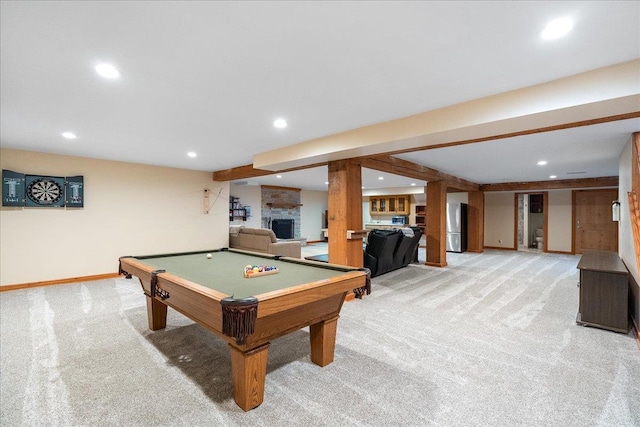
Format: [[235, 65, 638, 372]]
[[549, 175, 557, 179], [541, 17, 573, 40], [378, 176, 384, 180], [410, 183, 416, 186], [187, 152, 197, 158], [273, 118, 287, 129], [537, 160, 547, 166], [95, 63, 120, 79], [324, 181, 329, 185], [276, 175, 282, 178], [61, 132, 77, 139]]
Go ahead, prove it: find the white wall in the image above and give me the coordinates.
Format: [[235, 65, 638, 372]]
[[619, 137, 638, 279], [618, 137, 639, 327], [547, 190, 573, 252], [0, 149, 229, 286], [228, 184, 262, 228], [484, 192, 515, 248], [300, 190, 328, 242]]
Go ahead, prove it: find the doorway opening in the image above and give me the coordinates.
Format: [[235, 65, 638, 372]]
[[516, 192, 546, 253]]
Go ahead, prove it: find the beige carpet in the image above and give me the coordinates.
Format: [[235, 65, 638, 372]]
[[1, 250, 638, 426]]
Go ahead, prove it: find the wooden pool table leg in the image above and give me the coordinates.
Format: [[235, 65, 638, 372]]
[[229, 342, 270, 411], [309, 315, 339, 367], [145, 295, 167, 330]]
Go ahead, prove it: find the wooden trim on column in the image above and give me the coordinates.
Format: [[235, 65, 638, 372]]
[[467, 191, 484, 252], [327, 159, 364, 268], [425, 181, 447, 267]]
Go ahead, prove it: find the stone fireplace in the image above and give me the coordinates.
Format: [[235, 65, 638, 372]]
[[261, 186, 301, 239]]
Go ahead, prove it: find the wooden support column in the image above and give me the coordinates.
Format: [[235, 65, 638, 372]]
[[327, 159, 363, 268], [426, 181, 447, 267], [467, 191, 485, 253]]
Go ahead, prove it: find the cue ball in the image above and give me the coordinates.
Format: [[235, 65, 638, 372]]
[[206, 253, 212, 259]]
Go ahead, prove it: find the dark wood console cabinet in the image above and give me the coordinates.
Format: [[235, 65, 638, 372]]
[[576, 250, 629, 333]]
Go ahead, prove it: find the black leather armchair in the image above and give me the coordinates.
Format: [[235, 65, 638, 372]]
[[403, 226, 423, 265], [364, 229, 403, 277], [364, 227, 423, 277]]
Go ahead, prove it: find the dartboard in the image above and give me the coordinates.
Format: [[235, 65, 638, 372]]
[[27, 178, 64, 205]]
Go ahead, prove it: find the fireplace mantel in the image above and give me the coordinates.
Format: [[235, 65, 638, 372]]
[[266, 203, 303, 208]]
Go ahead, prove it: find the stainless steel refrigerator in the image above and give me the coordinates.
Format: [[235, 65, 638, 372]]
[[446, 202, 467, 253]]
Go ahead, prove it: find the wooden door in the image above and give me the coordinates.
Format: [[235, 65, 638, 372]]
[[574, 189, 618, 254]]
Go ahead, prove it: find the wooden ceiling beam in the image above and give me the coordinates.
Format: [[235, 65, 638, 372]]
[[372, 112, 640, 158], [480, 176, 618, 192], [212, 158, 617, 194], [212, 164, 273, 181], [212, 161, 327, 181], [213, 155, 479, 193], [360, 155, 480, 192]]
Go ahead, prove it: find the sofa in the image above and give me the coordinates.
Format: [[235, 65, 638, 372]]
[[363, 227, 423, 277], [229, 226, 302, 258]]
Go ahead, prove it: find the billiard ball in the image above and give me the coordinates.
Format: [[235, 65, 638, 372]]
[[206, 253, 212, 259]]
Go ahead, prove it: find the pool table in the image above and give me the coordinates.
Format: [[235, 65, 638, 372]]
[[118, 248, 370, 411]]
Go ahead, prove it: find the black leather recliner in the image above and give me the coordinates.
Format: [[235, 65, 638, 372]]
[[364, 227, 423, 277], [363, 229, 403, 277], [403, 226, 423, 265]]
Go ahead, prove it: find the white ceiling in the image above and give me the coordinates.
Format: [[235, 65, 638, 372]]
[[1, 1, 639, 192]]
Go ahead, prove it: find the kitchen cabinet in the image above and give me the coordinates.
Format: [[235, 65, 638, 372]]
[[369, 195, 410, 215]]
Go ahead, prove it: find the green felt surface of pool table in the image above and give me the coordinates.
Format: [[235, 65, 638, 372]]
[[137, 249, 352, 299]]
